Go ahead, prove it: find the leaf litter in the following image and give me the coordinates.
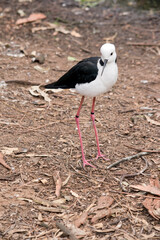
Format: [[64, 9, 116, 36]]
[[0, 152, 11, 170], [16, 12, 46, 25], [0, 0, 160, 239], [131, 177, 160, 220], [53, 171, 62, 198]]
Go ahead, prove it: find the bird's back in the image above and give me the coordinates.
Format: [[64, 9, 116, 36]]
[[45, 57, 99, 89]]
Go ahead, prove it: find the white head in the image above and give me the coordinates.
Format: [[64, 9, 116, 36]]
[[100, 43, 117, 75]]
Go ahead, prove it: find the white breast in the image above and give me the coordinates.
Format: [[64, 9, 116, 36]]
[[75, 61, 118, 97]]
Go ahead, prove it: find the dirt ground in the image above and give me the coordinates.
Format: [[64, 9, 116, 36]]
[[0, 0, 160, 239]]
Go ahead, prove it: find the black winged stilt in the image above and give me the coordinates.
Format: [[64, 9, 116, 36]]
[[45, 43, 118, 168]]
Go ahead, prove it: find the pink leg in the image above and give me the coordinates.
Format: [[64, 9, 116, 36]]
[[75, 96, 95, 168], [91, 97, 109, 161]]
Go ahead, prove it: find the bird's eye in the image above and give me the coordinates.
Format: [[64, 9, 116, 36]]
[[110, 52, 113, 55]]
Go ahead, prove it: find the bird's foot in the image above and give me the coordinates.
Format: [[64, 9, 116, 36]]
[[82, 159, 96, 168], [96, 153, 109, 161]]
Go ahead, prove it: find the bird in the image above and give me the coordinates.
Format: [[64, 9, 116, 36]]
[[45, 43, 118, 168]]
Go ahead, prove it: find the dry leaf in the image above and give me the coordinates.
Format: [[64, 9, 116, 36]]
[[71, 30, 82, 38], [95, 195, 114, 210], [93, 222, 103, 229], [16, 13, 46, 25], [91, 208, 125, 223], [62, 221, 87, 237], [32, 22, 81, 38], [141, 232, 155, 239], [36, 206, 63, 213], [74, 211, 88, 227], [40, 178, 48, 185], [34, 65, 50, 73], [0, 152, 11, 170], [32, 22, 69, 34], [145, 115, 160, 126], [38, 212, 43, 221], [142, 178, 160, 220], [53, 171, 62, 198], [130, 184, 160, 196], [29, 86, 51, 103], [104, 33, 117, 42], [62, 173, 71, 186], [70, 190, 79, 198], [91, 209, 112, 223], [1, 147, 19, 155], [154, 225, 160, 231], [51, 198, 66, 207]]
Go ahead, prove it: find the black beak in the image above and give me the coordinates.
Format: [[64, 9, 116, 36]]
[[101, 59, 108, 76]]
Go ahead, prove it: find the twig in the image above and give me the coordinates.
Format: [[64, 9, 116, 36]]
[[120, 156, 148, 191], [109, 190, 160, 200], [107, 152, 152, 169], [56, 220, 78, 240], [124, 145, 160, 153], [5, 80, 41, 86], [127, 42, 160, 46]]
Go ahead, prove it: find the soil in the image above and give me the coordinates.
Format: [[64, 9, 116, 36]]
[[0, 0, 160, 239]]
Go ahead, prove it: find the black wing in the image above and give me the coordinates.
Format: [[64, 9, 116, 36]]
[[45, 57, 99, 89]]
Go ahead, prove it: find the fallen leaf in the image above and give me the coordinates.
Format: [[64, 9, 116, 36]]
[[18, 0, 32, 2], [19, 196, 66, 207], [32, 22, 69, 34], [70, 190, 79, 198], [35, 206, 63, 213], [94, 195, 114, 210], [74, 211, 88, 227], [93, 222, 103, 229], [32, 26, 53, 33], [29, 86, 51, 103], [67, 56, 77, 62], [32, 22, 82, 38], [62, 172, 71, 186], [141, 178, 160, 220], [1, 147, 19, 155], [104, 33, 117, 42], [66, 222, 87, 237], [40, 178, 48, 185], [56, 220, 87, 238], [0, 152, 11, 170], [154, 225, 160, 231], [91, 208, 125, 223], [141, 232, 155, 239], [38, 212, 43, 221], [53, 171, 62, 198], [154, 97, 160, 103], [71, 30, 82, 38], [17, 9, 26, 17], [91, 209, 112, 223], [7, 229, 28, 235], [130, 184, 160, 196], [115, 221, 123, 229], [16, 13, 46, 25], [145, 115, 160, 126], [34, 65, 50, 73], [51, 198, 66, 206]]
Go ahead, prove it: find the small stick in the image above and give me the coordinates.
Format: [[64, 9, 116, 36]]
[[107, 152, 151, 169], [127, 42, 160, 46], [109, 190, 160, 200], [124, 145, 160, 153], [5, 80, 41, 86], [120, 156, 148, 191]]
